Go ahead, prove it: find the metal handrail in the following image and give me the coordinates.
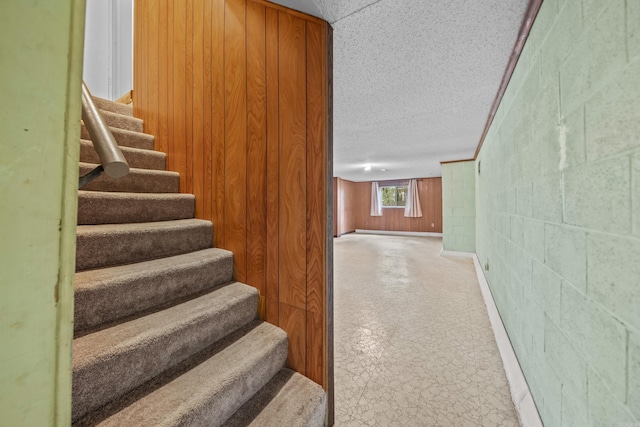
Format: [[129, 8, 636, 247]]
[[79, 81, 129, 188]]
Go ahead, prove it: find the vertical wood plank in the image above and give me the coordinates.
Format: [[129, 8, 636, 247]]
[[172, 0, 187, 180], [203, 0, 213, 223], [246, 2, 267, 298], [167, 0, 175, 173], [305, 20, 326, 386], [224, 0, 248, 281], [278, 12, 307, 310], [192, 0, 205, 218], [211, 0, 225, 246], [184, 0, 194, 194], [135, 0, 149, 119], [265, 7, 279, 325], [157, 0, 169, 155], [279, 302, 306, 375], [133, 0, 140, 116], [147, 1, 159, 139]]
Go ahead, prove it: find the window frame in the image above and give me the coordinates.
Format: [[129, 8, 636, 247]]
[[380, 184, 408, 208]]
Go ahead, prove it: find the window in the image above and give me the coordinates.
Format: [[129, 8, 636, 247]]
[[381, 185, 408, 207]]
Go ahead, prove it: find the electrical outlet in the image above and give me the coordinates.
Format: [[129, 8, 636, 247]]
[[431, 223, 434, 227], [484, 261, 490, 271]]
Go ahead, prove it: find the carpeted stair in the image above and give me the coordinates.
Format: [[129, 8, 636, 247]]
[[73, 96, 326, 427]]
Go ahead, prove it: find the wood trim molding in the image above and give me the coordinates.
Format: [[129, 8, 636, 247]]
[[249, 0, 326, 24], [473, 0, 543, 159], [440, 158, 475, 165], [115, 90, 133, 105]]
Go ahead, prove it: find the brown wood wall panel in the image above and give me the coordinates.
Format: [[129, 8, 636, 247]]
[[157, 0, 169, 156], [265, 7, 280, 325], [224, 0, 248, 282], [246, 1, 267, 298], [335, 178, 443, 235], [211, 0, 225, 248], [134, 0, 331, 392], [278, 12, 307, 311], [193, 0, 205, 219], [306, 20, 326, 385]]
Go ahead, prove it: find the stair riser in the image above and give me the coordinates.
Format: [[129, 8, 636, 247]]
[[102, 110, 143, 132], [79, 164, 179, 194], [76, 223, 212, 271], [74, 253, 233, 332], [72, 289, 259, 422], [81, 124, 154, 150], [77, 193, 193, 225], [80, 140, 165, 171], [93, 97, 133, 116]]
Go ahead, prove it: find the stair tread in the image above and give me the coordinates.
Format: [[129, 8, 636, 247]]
[[74, 248, 233, 332], [100, 109, 143, 132], [75, 321, 288, 427], [76, 218, 210, 236], [81, 123, 154, 150], [223, 369, 326, 427], [79, 162, 179, 194], [80, 140, 165, 170], [77, 191, 194, 224], [79, 161, 177, 176], [73, 282, 260, 422], [92, 96, 134, 116]]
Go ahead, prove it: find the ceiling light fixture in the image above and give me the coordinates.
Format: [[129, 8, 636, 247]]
[[380, 168, 387, 171], [364, 165, 371, 171]]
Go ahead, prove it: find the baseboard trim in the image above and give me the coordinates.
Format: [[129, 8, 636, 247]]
[[355, 229, 442, 237], [472, 254, 543, 427], [440, 249, 475, 258]]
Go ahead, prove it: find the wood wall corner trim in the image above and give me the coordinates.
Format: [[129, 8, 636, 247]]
[[473, 0, 543, 159]]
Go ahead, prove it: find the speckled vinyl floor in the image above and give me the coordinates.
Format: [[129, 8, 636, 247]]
[[333, 234, 520, 426]]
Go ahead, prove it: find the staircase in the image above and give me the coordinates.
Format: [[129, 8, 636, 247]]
[[73, 97, 326, 426]]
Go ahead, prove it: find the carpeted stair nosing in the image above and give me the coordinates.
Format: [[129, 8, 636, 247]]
[[81, 123, 154, 151], [74, 248, 234, 332], [74, 321, 288, 427], [99, 109, 144, 132], [72, 282, 260, 422], [80, 140, 165, 171], [75, 219, 212, 271], [77, 191, 194, 225], [92, 96, 134, 117], [223, 368, 327, 427], [79, 162, 179, 194]]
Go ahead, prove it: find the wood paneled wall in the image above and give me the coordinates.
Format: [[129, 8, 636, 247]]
[[334, 178, 442, 235], [133, 0, 332, 391], [334, 178, 357, 236]]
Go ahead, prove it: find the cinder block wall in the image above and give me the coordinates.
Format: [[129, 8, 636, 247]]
[[442, 161, 476, 252], [475, 0, 640, 425]]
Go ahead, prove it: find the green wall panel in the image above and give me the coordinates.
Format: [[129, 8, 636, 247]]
[[476, 0, 640, 425], [0, 0, 85, 425]]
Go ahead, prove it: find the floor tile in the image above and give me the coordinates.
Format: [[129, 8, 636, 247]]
[[334, 235, 520, 427]]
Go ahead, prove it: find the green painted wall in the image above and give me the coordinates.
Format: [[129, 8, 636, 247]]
[[476, 0, 640, 425], [0, 0, 85, 425], [442, 161, 476, 252]]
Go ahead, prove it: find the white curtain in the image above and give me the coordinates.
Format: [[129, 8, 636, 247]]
[[370, 181, 382, 216], [404, 179, 423, 217]]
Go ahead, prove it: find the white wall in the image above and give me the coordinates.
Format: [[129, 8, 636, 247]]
[[83, 0, 133, 100]]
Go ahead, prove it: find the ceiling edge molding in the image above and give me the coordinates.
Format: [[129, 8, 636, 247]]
[[473, 0, 544, 160]]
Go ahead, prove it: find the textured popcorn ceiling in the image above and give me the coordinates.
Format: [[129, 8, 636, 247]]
[[270, 0, 528, 181]]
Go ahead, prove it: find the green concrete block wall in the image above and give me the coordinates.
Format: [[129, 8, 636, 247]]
[[475, 0, 640, 425], [442, 161, 476, 252], [0, 0, 85, 425]]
